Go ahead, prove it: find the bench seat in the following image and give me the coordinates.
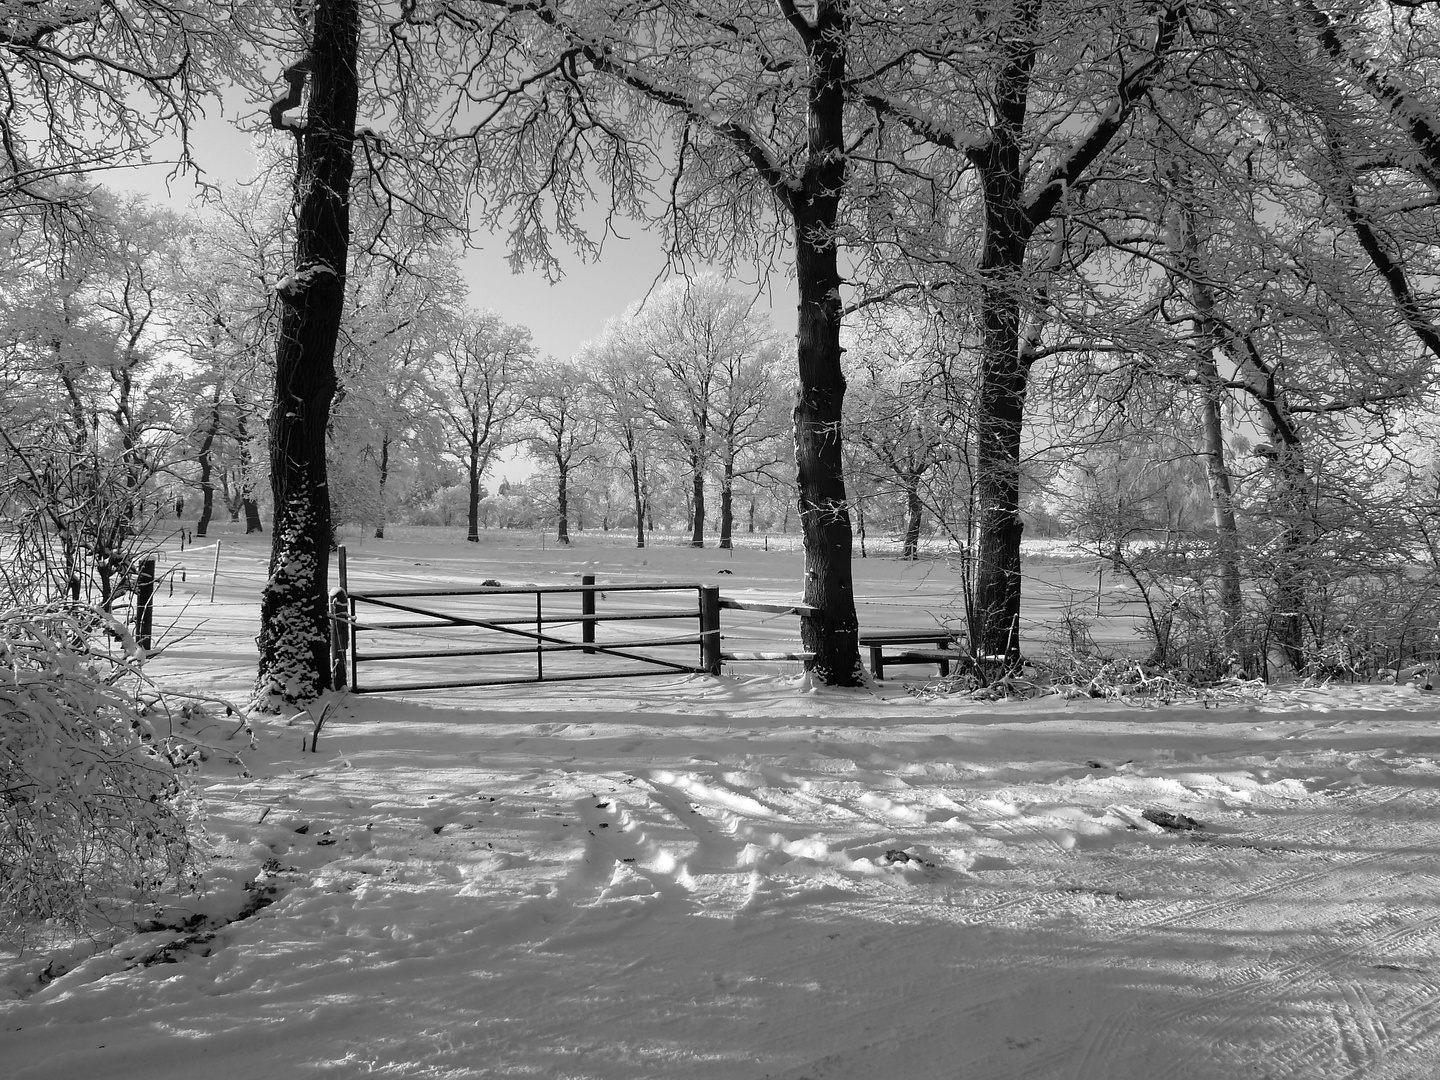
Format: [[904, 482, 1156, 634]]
[[858, 631, 964, 680]]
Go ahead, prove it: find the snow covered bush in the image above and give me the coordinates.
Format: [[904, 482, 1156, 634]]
[[0, 605, 200, 940]]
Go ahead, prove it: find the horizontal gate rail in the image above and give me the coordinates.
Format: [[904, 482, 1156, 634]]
[[352, 583, 705, 598], [351, 611, 697, 631], [357, 636, 703, 662]]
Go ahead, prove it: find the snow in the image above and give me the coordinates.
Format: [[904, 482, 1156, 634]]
[[5, 527, 1440, 1078]]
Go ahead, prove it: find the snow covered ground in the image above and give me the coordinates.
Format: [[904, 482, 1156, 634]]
[[5, 528, 1440, 1079]]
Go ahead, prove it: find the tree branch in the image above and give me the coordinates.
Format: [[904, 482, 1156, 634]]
[[1302, 0, 1440, 190], [1024, 2, 1183, 226]]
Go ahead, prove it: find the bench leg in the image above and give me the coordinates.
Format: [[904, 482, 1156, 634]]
[[870, 646, 884, 680]]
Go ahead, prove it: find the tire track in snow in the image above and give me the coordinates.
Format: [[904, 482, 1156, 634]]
[[1160, 914, 1440, 1080], [1240, 918, 1440, 1080], [975, 781, 1440, 1080], [1052, 785, 1440, 1080], [556, 763, 1440, 1079]]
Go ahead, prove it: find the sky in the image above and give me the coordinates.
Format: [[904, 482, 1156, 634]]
[[121, 109, 796, 364]]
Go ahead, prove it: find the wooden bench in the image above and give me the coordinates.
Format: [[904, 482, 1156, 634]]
[[859, 631, 964, 680]]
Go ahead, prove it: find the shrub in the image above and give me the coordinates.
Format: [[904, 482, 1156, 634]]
[[1, 605, 200, 940]]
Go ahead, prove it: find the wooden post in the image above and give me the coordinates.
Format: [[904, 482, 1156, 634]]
[[581, 574, 596, 654], [333, 546, 351, 688], [209, 541, 222, 603], [329, 587, 349, 690], [134, 559, 155, 651], [536, 592, 544, 680], [699, 586, 721, 675]]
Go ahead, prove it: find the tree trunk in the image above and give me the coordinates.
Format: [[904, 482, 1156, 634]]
[[467, 439, 482, 542], [375, 431, 389, 539], [222, 465, 244, 522], [856, 489, 867, 558], [196, 388, 221, 538], [689, 449, 705, 547], [719, 455, 735, 549], [1200, 383, 1243, 656], [1171, 158, 1244, 659], [256, 0, 359, 709], [971, 224, 1030, 666], [1265, 424, 1310, 672], [969, 9, 1038, 668], [235, 398, 263, 533], [556, 459, 570, 544], [791, 0, 861, 685], [903, 479, 923, 559], [629, 443, 646, 548]]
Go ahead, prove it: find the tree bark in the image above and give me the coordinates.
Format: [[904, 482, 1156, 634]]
[[235, 397, 263, 533], [1260, 404, 1309, 672], [966, 0, 1041, 667], [375, 431, 389, 539], [971, 191, 1031, 663], [467, 438, 482, 542], [628, 439, 646, 548], [719, 455, 734, 549], [223, 470, 242, 521], [903, 479, 923, 559], [256, 0, 359, 708], [792, 0, 861, 685], [196, 387, 221, 538], [556, 459, 570, 544], [1199, 381, 1243, 654], [1169, 157, 1244, 659], [689, 449, 705, 547]]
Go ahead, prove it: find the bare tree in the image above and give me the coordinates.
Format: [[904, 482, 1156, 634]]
[[855, 1, 1186, 666], [601, 275, 783, 549], [844, 310, 958, 560], [580, 334, 661, 548], [427, 311, 534, 543], [0, 193, 187, 607], [523, 358, 600, 545], [465, 0, 867, 681], [254, 0, 361, 708], [0, 0, 246, 222]]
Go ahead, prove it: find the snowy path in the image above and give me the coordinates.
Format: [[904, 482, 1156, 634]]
[[7, 674, 1440, 1079]]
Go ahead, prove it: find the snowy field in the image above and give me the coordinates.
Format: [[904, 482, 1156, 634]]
[[5, 527, 1440, 1078]]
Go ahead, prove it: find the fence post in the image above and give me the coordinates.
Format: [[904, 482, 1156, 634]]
[[581, 574, 596, 653], [699, 586, 721, 675], [329, 588, 349, 690], [134, 559, 155, 651], [337, 544, 348, 591], [209, 541, 221, 603]]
